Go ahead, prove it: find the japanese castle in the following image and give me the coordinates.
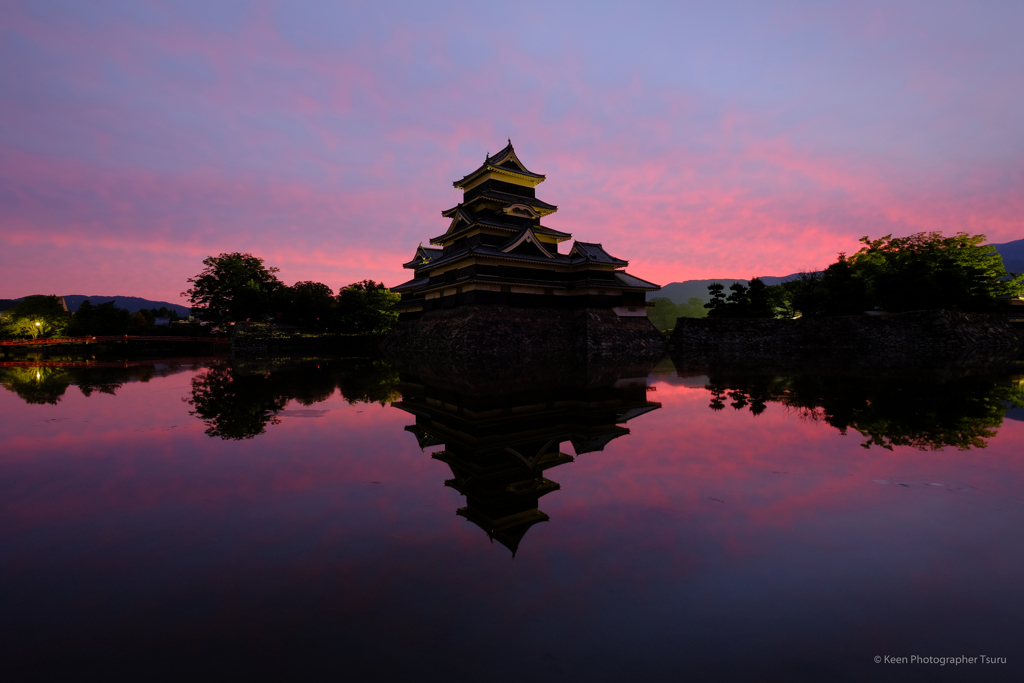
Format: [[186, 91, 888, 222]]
[[394, 141, 660, 320]]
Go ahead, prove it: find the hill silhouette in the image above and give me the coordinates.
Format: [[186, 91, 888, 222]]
[[649, 274, 798, 304], [0, 295, 190, 316], [991, 237, 1024, 274], [651, 239, 1024, 304]]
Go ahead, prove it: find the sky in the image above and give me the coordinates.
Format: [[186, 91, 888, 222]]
[[2, 0, 1023, 303]]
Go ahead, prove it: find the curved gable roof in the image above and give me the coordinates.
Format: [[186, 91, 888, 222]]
[[501, 227, 555, 259], [569, 241, 628, 266], [453, 141, 546, 189], [402, 245, 443, 269]]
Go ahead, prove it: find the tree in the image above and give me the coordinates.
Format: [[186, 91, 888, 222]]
[[848, 232, 1022, 312], [706, 278, 777, 318], [138, 306, 179, 322], [724, 282, 750, 316], [745, 278, 776, 318], [66, 300, 132, 336], [2, 296, 71, 338], [335, 280, 400, 333], [182, 253, 284, 325], [679, 297, 709, 318], [647, 297, 709, 332], [280, 281, 336, 329], [768, 233, 1023, 318], [128, 310, 155, 330], [819, 253, 867, 315], [782, 272, 828, 318], [647, 297, 678, 332], [704, 283, 726, 315]]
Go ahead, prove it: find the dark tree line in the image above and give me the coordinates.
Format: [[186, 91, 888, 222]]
[[1, 296, 204, 339], [2, 252, 400, 339], [181, 253, 400, 333], [704, 232, 1023, 319]]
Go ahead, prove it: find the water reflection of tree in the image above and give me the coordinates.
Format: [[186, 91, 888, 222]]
[[186, 365, 288, 439], [0, 366, 75, 404], [0, 364, 178, 405], [705, 374, 1024, 450], [186, 360, 400, 440]]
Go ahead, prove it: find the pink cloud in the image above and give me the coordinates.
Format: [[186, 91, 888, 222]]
[[2, 1, 1022, 301]]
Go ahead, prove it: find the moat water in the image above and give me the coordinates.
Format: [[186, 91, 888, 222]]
[[2, 356, 1023, 681]]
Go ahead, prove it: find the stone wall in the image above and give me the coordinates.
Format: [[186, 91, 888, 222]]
[[668, 310, 1022, 375], [380, 305, 665, 381], [231, 324, 385, 358], [670, 309, 1021, 354]]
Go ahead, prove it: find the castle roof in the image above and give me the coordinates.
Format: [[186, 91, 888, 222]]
[[613, 272, 660, 290], [392, 276, 429, 293], [453, 141, 546, 189], [430, 210, 571, 245], [453, 187, 558, 214], [402, 245, 444, 269], [569, 242, 628, 266]]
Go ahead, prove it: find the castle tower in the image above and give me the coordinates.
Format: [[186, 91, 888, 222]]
[[393, 141, 661, 320]]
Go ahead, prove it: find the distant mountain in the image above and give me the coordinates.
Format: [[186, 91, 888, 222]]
[[61, 295, 191, 316], [0, 295, 191, 316], [652, 239, 1024, 305], [648, 274, 802, 304], [991, 237, 1024, 274]]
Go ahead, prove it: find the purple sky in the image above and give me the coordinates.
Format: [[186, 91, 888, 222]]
[[2, 0, 1023, 302]]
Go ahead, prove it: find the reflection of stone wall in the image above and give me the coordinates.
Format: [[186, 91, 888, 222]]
[[671, 310, 1022, 356], [381, 305, 665, 373], [231, 323, 385, 358]]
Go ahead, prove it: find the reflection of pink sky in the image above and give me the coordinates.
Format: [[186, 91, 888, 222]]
[[2, 3, 1023, 301], [2, 366, 1024, 677], [3, 371, 1024, 552], [549, 382, 1024, 565]]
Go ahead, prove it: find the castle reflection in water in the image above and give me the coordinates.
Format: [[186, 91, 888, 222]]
[[4, 354, 1021, 556], [395, 368, 660, 554]]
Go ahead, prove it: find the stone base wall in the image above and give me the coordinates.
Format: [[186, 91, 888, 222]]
[[670, 310, 1021, 355], [380, 305, 665, 381], [231, 324, 385, 358]]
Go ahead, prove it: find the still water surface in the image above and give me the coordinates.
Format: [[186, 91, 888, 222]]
[[1, 358, 1023, 681]]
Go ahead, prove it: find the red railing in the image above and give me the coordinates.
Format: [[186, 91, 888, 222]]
[[0, 356, 230, 368], [0, 335, 231, 346]]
